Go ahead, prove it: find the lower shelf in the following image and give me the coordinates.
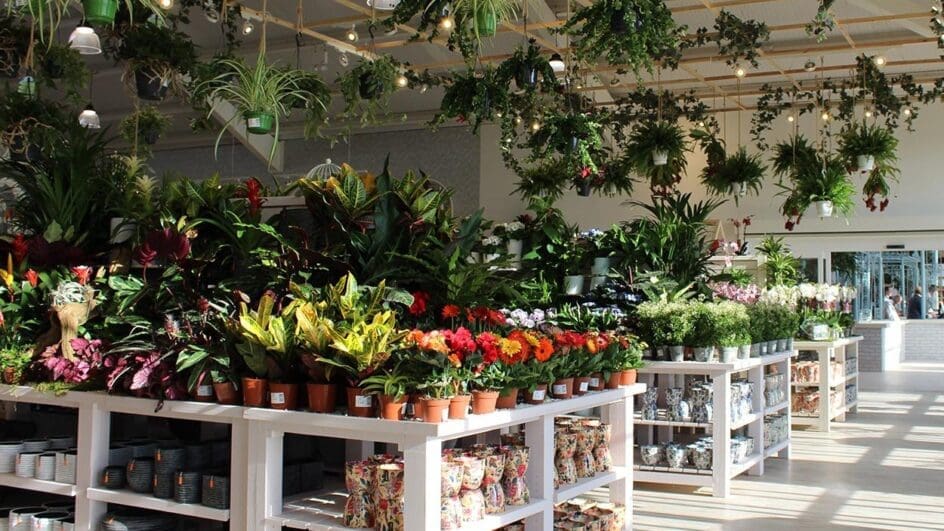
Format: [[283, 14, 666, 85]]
[[0, 472, 77, 496], [271, 488, 548, 531], [554, 468, 626, 503], [764, 439, 790, 458], [792, 400, 857, 424], [86, 487, 230, 522]]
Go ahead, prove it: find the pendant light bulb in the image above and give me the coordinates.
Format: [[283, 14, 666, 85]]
[[78, 104, 100, 129], [530, 120, 541, 132], [548, 53, 565, 73], [158, 0, 174, 10], [514, 115, 522, 125], [68, 24, 101, 55], [241, 18, 254, 35], [787, 115, 795, 123], [346, 25, 359, 42], [734, 66, 747, 78], [821, 111, 831, 121], [873, 55, 887, 67], [395, 74, 409, 88], [438, 14, 454, 31], [903, 107, 913, 117], [864, 109, 873, 118]]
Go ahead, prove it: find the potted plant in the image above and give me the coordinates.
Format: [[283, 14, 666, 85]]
[[453, 0, 519, 41], [120, 105, 170, 148], [295, 300, 339, 414], [625, 120, 689, 193], [175, 344, 234, 403], [109, 22, 197, 101], [492, 221, 526, 264], [361, 370, 410, 420], [497, 39, 555, 92], [337, 55, 398, 125], [234, 292, 301, 409], [715, 301, 749, 363], [434, 66, 509, 134], [615, 336, 645, 385], [778, 154, 856, 228], [701, 146, 767, 200], [0, 347, 31, 385], [36, 43, 89, 100], [839, 122, 898, 173], [82, 0, 167, 26], [560, 233, 590, 295], [687, 302, 718, 362]]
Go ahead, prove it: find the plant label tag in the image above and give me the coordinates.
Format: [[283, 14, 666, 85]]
[[552, 384, 567, 395], [248, 117, 264, 128], [270, 392, 285, 405], [579, 381, 589, 392], [354, 395, 372, 408], [532, 389, 546, 401], [589, 377, 600, 388], [197, 385, 213, 397]]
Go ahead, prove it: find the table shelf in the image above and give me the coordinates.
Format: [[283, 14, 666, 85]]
[[554, 467, 627, 503], [86, 488, 230, 521], [0, 472, 77, 496], [791, 337, 861, 431]]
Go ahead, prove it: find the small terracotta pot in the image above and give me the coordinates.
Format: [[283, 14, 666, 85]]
[[306, 383, 337, 413], [588, 372, 605, 391], [420, 397, 451, 423], [242, 377, 267, 407], [525, 384, 548, 405], [496, 388, 519, 409], [411, 394, 425, 419], [449, 394, 471, 419], [213, 382, 239, 405], [573, 376, 591, 396], [551, 378, 574, 399], [605, 372, 621, 390], [192, 383, 215, 402], [471, 390, 499, 415], [269, 382, 299, 410], [378, 394, 407, 420], [3, 367, 19, 385], [620, 369, 638, 386], [346, 386, 375, 417]]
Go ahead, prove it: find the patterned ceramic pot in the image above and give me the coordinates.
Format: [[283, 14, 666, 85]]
[[373, 463, 404, 502], [555, 432, 578, 486], [345, 461, 371, 493], [594, 424, 612, 473], [374, 497, 404, 531], [501, 446, 529, 506], [343, 492, 373, 528], [665, 444, 687, 469], [639, 444, 663, 466], [441, 460, 464, 498], [573, 428, 596, 479], [481, 454, 505, 514], [457, 456, 484, 491], [458, 488, 485, 524]]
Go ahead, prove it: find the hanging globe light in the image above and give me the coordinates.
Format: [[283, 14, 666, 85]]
[[69, 24, 101, 55], [78, 104, 101, 129]]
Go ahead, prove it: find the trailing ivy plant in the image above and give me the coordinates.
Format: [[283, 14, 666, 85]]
[[561, 0, 683, 79], [694, 10, 770, 68], [496, 39, 557, 93], [338, 55, 400, 126], [382, 0, 478, 63], [106, 21, 199, 99], [807, 0, 837, 43], [433, 67, 509, 133], [623, 120, 689, 194]]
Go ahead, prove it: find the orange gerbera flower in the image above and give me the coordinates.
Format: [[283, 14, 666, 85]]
[[442, 305, 461, 319], [447, 353, 462, 368], [534, 338, 554, 362]]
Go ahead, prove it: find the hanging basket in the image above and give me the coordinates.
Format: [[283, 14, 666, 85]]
[[134, 69, 169, 101], [856, 154, 875, 172], [244, 111, 275, 135], [815, 200, 834, 218], [82, 0, 119, 26], [476, 9, 498, 37], [652, 150, 668, 166]]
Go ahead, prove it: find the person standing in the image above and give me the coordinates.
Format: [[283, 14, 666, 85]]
[[929, 285, 940, 318], [884, 286, 900, 320], [907, 287, 924, 320]]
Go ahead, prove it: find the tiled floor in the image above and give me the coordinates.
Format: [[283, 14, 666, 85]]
[[626, 364, 944, 530]]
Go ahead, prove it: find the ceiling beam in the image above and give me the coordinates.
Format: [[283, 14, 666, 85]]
[[239, 6, 372, 58], [845, 0, 935, 38]]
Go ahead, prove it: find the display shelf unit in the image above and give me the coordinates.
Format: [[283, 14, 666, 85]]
[[791, 337, 861, 432], [634, 351, 793, 498], [247, 384, 646, 530], [0, 384, 249, 531]]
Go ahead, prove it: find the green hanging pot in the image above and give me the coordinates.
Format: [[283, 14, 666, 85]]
[[475, 9, 497, 37], [83, 0, 119, 25], [244, 111, 275, 135]]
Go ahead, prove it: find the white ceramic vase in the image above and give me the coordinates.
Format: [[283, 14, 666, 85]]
[[814, 200, 834, 218], [506, 239, 523, 265], [563, 275, 585, 296]]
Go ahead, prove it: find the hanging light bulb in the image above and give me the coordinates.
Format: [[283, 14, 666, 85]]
[[548, 53, 565, 73], [697, 121, 706, 128], [78, 104, 100, 129], [158, 0, 174, 10], [902, 107, 913, 117], [734, 66, 747, 78], [574, 80, 583, 90], [241, 18, 254, 35], [345, 25, 359, 42], [438, 8, 454, 31], [821, 110, 831, 121], [864, 108, 873, 118], [495, 111, 503, 118], [395, 73, 409, 88], [514, 115, 523, 125], [787, 115, 795, 123], [69, 24, 101, 55], [530, 120, 541, 131], [873, 55, 887, 67]]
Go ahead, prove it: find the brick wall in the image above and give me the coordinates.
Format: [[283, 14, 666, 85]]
[[903, 321, 944, 362]]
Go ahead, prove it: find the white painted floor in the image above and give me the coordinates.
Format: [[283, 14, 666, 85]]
[[622, 364, 944, 530]]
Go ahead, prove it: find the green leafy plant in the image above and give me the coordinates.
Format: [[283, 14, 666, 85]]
[[778, 154, 856, 229], [337, 55, 399, 126], [807, 0, 836, 42], [703, 10, 770, 68], [361, 370, 411, 401], [757, 236, 800, 287], [36, 43, 88, 100], [692, 129, 766, 200], [624, 120, 689, 193], [235, 291, 299, 381], [120, 105, 171, 150], [772, 135, 819, 183], [107, 22, 198, 99], [451, 0, 519, 43], [838, 122, 898, 168], [496, 39, 555, 93], [434, 66, 509, 133]]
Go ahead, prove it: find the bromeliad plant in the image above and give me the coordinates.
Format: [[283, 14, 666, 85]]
[[624, 120, 689, 194]]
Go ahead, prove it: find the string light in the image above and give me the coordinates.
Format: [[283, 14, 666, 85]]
[[395, 74, 408, 88], [345, 25, 358, 42], [903, 107, 913, 116], [438, 14, 454, 30], [734, 66, 746, 78], [241, 19, 254, 35], [864, 109, 873, 118], [158, 0, 174, 9], [821, 111, 831, 121], [787, 115, 795, 123], [873, 55, 887, 67], [514, 116, 523, 125], [530, 120, 541, 131]]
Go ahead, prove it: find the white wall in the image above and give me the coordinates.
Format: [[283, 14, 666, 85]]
[[478, 104, 944, 244]]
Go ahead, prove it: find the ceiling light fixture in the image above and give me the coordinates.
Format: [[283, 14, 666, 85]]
[[873, 55, 887, 67], [345, 25, 358, 42], [366, 0, 400, 10], [241, 18, 254, 35], [804, 60, 817, 72], [78, 104, 100, 129], [68, 24, 101, 55], [548, 53, 565, 73], [734, 66, 746, 78], [158, 0, 174, 9], [864, 109, 873, 118]]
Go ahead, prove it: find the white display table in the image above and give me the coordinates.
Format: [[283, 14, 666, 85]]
[[792, 337, 861, 432], [634, 351, 793, 498]]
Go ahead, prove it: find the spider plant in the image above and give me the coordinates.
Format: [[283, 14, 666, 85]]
[[452, 0, 519, 42], [624, 120, 689, 193]]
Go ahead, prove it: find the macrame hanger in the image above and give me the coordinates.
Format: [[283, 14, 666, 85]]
[[657, 67, 663, 122], [295, 0, 303, 69], [259, 0, 268, 57], [736, 76, 742, 148]]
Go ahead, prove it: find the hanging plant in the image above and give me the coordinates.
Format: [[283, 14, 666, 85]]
[[291, 70, 331, 139], [167, 0, 242, 52], [451, 0, 519, 43], [862, 163, 898, 212], [0, 14, 30, 78], [561, 0, 682, 79], [838, 122, 898, 173], [624, 120, 689, 194], [107, 22, 198, 102], [496, 39, 557, 93], [771, 134, 819, 183], [120, 105, 170, 149], [778, 154, 855, 230], [383, 0, 478, 62], [433, 66, 509, 133], [807, 0, 836, 42], [36, 43, 89, 101], [697, 10, 770, 68], [611, 88, 715, 141], [80, 0, 167, 26], [691, 129, 765, 201], [337, 55, 400, 125]]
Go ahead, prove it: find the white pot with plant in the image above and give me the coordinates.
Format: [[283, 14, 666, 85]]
[[856, 155, 875, 172], [652, 150, 668, 166], [814, 200, 834, 218], [494, 220, 527, 266], [563, 275, 585, 295], [839, 121, 897, 174]]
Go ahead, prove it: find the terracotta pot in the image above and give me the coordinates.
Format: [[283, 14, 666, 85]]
[[2, 367, 19, 385], [213, 382, 239, 405], [551, 378, 574, 399], [496, 388, 519, 409], [449, 394, 471, 419], [605, 372, 621, 390], [620, 369, 638, 386], [588, 372, 605, 391], [306, 383, 337, 413], [420, 397, 451, 423], [471, 390, 500, 415], [346, 386, 375, 417], [573, 376, 591, 396], [378, 394, 407, 420], [241, 377, 267, 407], [192, 381, 215, 402], [269, 383, 299, 410], [410, 394, 424, 419], [525, 384, 548, 405]]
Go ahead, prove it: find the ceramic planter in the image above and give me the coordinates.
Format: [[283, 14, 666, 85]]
[[241, 377, 267, 407], [471, 390, 499, 415], [563, 275, 585, 295], [448, 394, 471, 419], [573, 376, 590, 395], [82, 0, 119, 25], [268, 383, 299, 410], [605, 372, 621, 390], [733, 182, 747, 196], [639, 444, 663, 466], [555, 431, 577, 486], [457, 455, 485, 491], [192, 381, 215, 402], [496, 388, 519, 409], [410, 395, 424, 419], [589, 275, 607, 291], [481, 453, 505, 514], [506, 239, 523, 264], [2, 367, 19, 385], [720, 346, 738, 363], [420, 397, 450, 423], [244, 111, 275, 135], [525, 384, 547, 404], [573, 428, 596, 479], [815, 200, 834, 218], [576, 180, 592, 197], [551, 378, 574, 399], [591, 256, 612, 275], [652, 150, 668, 166], [619, 369, 637, 386], [857, 154, 875, 172], [665, 444, 687, 469], [594, 423, 612, 473], [343, 492, 373, 528], [777, 338, 788, 352], [475, 9, 498, 37], [134, 68, 169, 101], [588, 373, 605, 391], [306, 383, 337, 413], [766, 340, 778, 355], [378, 394, 407, 420], [669, 345, 685, 362], [347, 387, 375, 417], [738, 344, 751, 360], [693, 347, 713, 362]]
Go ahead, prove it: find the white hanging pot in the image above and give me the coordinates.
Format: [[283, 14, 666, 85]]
[[563, 275, 585, 296], [733, 182, 747, 196], [815, 200, 834, 218], [366, 0, 400, 9], [856, 154, 875, 172], [652, 150, 668, 166]]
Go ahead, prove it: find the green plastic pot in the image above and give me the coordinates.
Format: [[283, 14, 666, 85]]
[[475, 9, 497, 37], [83, 0, 119, 25], [244, 111, 275, 135]]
